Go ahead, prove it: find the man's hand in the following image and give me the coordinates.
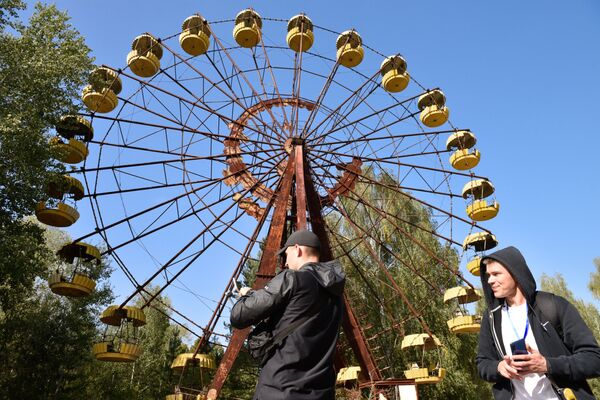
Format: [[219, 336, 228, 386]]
[[512, 344, 548, 375], [497, 355, 522, 380], [240, 287, 252, 296]]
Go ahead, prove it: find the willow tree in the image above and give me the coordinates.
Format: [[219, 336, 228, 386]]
[[328, 169, 491, 399]]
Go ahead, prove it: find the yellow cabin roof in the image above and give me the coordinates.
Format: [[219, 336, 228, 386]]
[[417, 89, 446, 110], [56, 115, 94, 141], [287, 14, 313, 32], [446, 130, 476, 150], [235, 9, 262, 27], [336, 366, 361, 382], [182, 15, 211, 36], [380, 55, 407, 74], [336, 30, 362, 49], [463, 231, 498, 251], [89, 66, 122, 94], [462, 179, 495, 199], [58, 241, 101, 263], [171, 353, 216, 370], [100, 305, 146, 327], [443, 286, 481, 304], [401, 333, 441, 350]]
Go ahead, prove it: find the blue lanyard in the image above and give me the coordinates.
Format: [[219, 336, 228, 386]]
[[505, 303, 529, 340]]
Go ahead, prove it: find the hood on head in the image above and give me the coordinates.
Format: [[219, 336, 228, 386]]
[[479, 246, 536, 308], [301, 260, 346, 296]]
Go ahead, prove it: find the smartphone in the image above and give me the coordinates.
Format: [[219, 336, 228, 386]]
[[510, 338, 528, 355]]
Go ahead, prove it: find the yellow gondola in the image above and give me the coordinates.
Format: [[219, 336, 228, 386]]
[[82, 66, 122, 113], [462, 179, 500, 221], [233, 9, 262, 48], [180, 15, 211, 56], [286, 14, 314, 52], [336, 30, 364, 68], [51, 115, 93, 164], [417, 89, 449, 128], [463, 231, 498, 252], [381, 55, 409, 93], [443, 286, 482, 334], [94, 305, 146, 362], [401, 333, 446, 384], [49, 242, 100, 297], [446, 130, 480, 170], [36, 175, 84, 227], [127, 33, 163, 78]]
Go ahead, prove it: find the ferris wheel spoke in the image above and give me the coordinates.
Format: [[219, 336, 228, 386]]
[[113, 68, 283, 144], [307, 90, 425, 146], [159, 59, 285, 146], [318, 174, 435, 336], [195, 190, 276, 351], [315, 164, 465, 283], [75, 154, 279, 246], [303, 68, 381, 141], [328, 229, 406, 337], [117, 157, 284, 307], [201, 27, 288, 141], [256, 38, 290, 127], [310, 128, 457, 150]]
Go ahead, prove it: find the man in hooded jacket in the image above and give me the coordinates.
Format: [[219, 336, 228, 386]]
[[231, 230, 345, 400], [476, 246, 600, 399]]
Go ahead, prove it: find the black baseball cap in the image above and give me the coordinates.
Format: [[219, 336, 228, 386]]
[[277, 229, 321, 256]]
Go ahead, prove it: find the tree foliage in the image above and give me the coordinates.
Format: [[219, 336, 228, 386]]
[[329, 169, 491, 399], [0, 1, 93, 311]]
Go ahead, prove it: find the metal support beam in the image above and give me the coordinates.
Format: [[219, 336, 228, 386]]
[[206, 152, 296, 400]]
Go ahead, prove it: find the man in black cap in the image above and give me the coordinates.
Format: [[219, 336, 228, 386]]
[[231, 229, 346, 400], [476, 246, 600, 399]]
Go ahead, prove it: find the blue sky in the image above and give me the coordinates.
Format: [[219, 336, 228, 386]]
[[28, 0, 600, 335]]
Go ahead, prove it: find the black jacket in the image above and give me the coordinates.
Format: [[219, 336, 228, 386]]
[[476, 246, 600, 399], [231, 261, 345, 400]]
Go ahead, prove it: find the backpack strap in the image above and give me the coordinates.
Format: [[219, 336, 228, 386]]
[[534, 291, 564, 340], [272, 298, 321, 346]]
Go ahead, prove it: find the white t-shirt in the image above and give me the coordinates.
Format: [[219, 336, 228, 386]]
[[501, 302, 559, 400]]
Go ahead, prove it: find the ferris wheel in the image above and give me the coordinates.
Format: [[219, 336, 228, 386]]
[[38, 8, 501, 399]]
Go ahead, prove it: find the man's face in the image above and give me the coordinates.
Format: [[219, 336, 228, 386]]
[[284, 245, 300, 270], [486, 260, 518, 299]]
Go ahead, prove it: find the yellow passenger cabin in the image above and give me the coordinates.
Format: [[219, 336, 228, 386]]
[[336, 366, 361, 387], [418, 89, 449, 128], [171, 353, 216, 371], [401, 333, 446, 384], [94, 305, 146, 362], [49, 242, 100, 297], [286, 14, 314, 52], [82, 66, 122, 113], [380, 55, 409, 93], [462, 179, 499, 221], [35, 175, 84, 228], [443, 286, 482, 334], [336, 30, 364, 68], [233, 9, 262, 48], [51, 115, 93, 164], [180, 15, 211, 56], [127, 33, 163, 78], [446, 130, 480, 170]]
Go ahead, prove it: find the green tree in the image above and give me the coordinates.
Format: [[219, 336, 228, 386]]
[[0, 1, 93, 310], [0, 224, 114, 399], [329, 169, 491, 399], [541, 272, 600, 396]]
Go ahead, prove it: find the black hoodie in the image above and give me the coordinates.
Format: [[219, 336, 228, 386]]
[[476, 246, 600, 400], [231, 260, 345, 400]]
